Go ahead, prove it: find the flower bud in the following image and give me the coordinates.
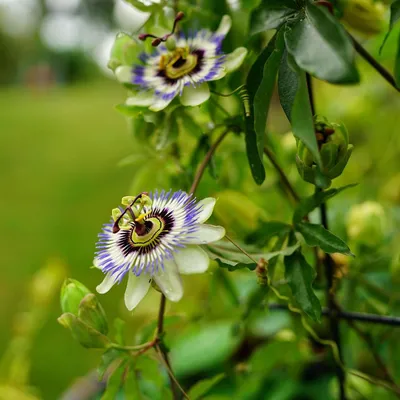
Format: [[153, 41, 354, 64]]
[[108, 33, 141, 72], [341, 0, 387, 36], [78, 293, 108, 335], [58, 313, 110, 349], [296, 118, 353, 188], [60, 279, 91, 315], [346, 201, 387, 247]]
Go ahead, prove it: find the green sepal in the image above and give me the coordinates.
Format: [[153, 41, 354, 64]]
[[108, 33, 141, 72], [58, 312, 110, 349], [78, 293, 109, 335]]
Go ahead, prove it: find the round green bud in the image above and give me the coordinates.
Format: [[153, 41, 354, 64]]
[[341, 0, 387, 36], [296, 119, 353, 188], [60, 279, 91, 316], [346, 201, 387, 247]]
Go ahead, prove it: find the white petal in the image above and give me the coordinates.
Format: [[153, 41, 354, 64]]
[[153, 259, 183, 302], [149, 96, 175, 112], [196, 197, 217, 223], [115, 65, 132, 83], [96, 273, 117, 294], [188, 224, 226, 245], [224, 47, 248, 73], [180, 83, 210, 107], [126, 91, 154, 107], [208, 67, 227, 81], [216, 15, 232, 36], [124, 272, 151, 311], [174, 245, 210, 275]]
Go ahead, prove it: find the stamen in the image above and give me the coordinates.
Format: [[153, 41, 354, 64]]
[[137, 11, 185, 47], [113, 192, 148, 233]]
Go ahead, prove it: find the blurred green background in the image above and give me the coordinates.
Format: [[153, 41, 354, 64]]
[[1, 0, 400, 399]]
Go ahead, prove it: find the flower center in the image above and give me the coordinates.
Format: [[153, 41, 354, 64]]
[[160, 47, 198, 79], [131, 217, 165, 247]]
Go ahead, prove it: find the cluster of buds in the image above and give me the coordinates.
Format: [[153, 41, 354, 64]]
[[296, 117, 353, 188], [58, 279, 109, 348]]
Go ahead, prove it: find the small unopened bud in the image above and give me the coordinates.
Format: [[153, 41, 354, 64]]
[[152, 38, 162, 47], [175, 11, 185, 22], [296, 118, 353, 189], [346, 201, 387, 247], [138, 33, 149, 41], [256, 258, 268, 286], [58, 313, 110, 349], [341, 0, 386, 36], [78, 293, 108, 335], [60, 279, 91, 315]]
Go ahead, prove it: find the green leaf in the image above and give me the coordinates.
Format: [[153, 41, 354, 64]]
[[396, 32, 400, 88], [278, 49, 298, 121], [284, 251, 322, 322], [244, 117, 266, 185], [292, 183, 357, 223], [155, 110, 179, 150], [245, 33, 281, 185], [254, 30, 285, 159], [170, 322, 243, 378], [380, 0, 400, 52], [98, 348, 125, 380], [296, 222, 353, 256], [250, 0, 300, 34], [246, 221, 292, 246], [188, 373, 225, 399], [101, 360, 128, 400], [204, 240, 299, 271], [284, 1, 359, 84], [288, 54, 322, 167]]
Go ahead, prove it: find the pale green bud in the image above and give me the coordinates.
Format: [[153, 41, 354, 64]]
[[108, 33, 141, 72], [60, 279, 91, 315], [341, 0, 387, 36], [58, 313, 110, 349], [78, 294, 108, 335], [346, 201, 387, 247]]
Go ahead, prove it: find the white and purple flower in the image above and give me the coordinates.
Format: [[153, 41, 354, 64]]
[[115, 15, 247, 111], [94, 190, 225, 310]]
